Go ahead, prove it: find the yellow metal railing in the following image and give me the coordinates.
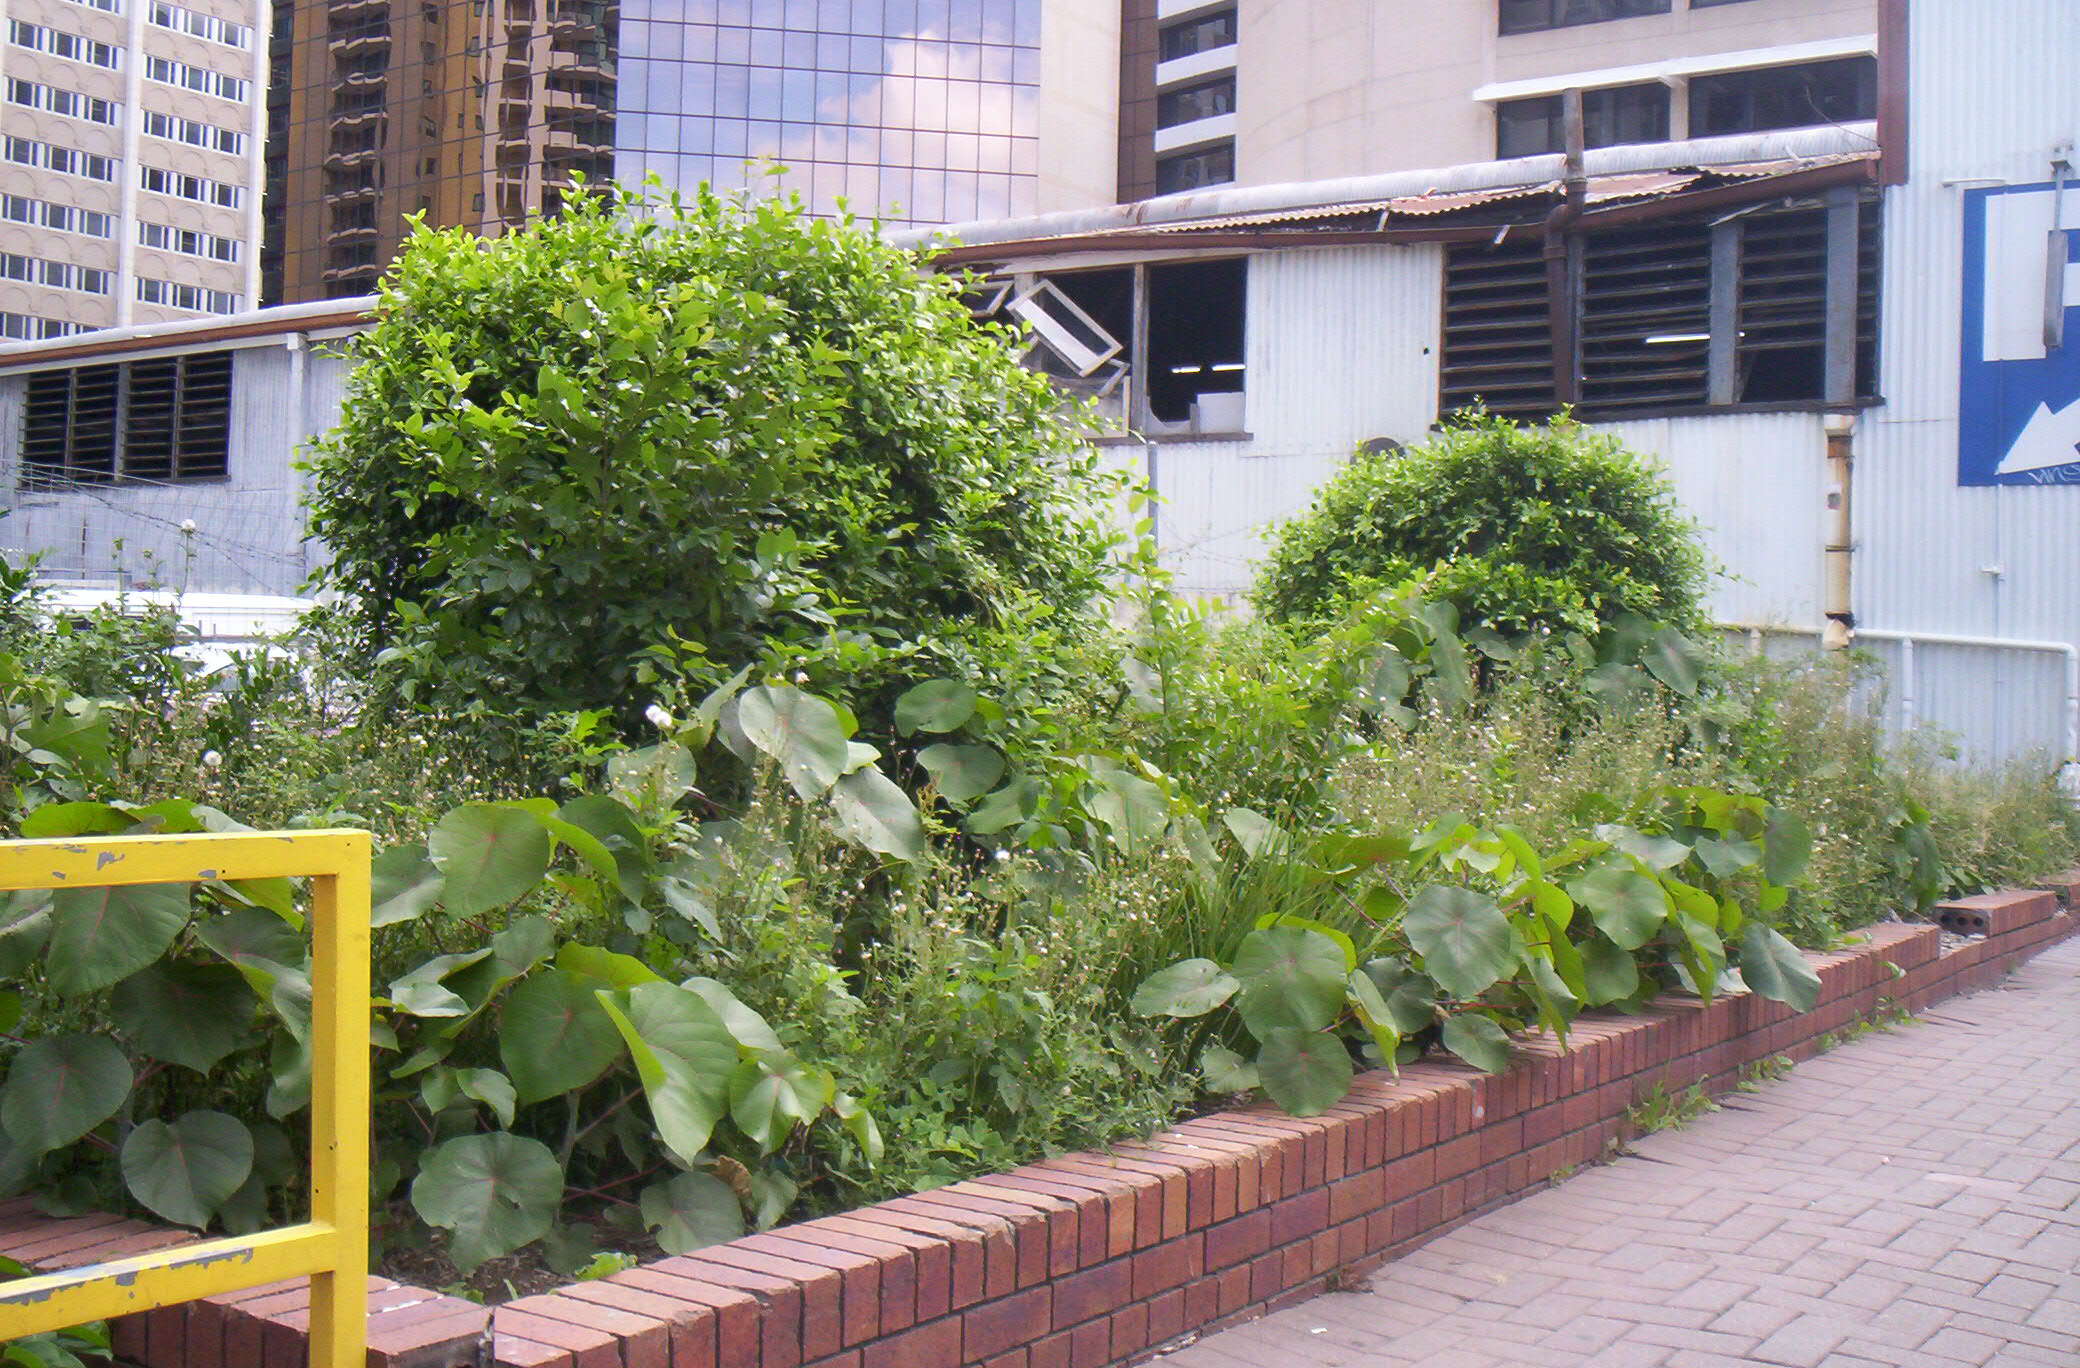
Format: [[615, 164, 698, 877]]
[[0, 831, 371, 1368]]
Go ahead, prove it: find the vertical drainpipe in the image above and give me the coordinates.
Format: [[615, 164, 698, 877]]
[[1543, 89, 1587, 407], [1820, 183, 1862, 652], [1822, 412, 1856, 650]]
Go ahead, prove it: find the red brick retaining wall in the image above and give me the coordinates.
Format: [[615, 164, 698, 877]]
[[7, 879, 2074, 1368]]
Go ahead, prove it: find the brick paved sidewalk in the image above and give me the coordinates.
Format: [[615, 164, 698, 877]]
[[1155, 938, 2080, 1368]]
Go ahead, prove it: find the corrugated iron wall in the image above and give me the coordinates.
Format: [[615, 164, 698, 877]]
[[1155, 244, 1442, 600], [0, 342, 353, 597]]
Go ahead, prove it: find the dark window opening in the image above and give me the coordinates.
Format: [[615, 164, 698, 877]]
[[1689, 57, 1876, 137], [976, 258, 1249, 434], [21, 353, 229, 486], [1155, 142, 1234, 194], [1159, 8, 1236, 61], [1146, 259, 1246, 426], [1496, 82, 1670, 158], [1157, 77, 1235, 130], [1500, 0, 1669, 36], [1440, 196, 1880, 420]]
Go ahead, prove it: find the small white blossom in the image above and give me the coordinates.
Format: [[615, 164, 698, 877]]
[[201, 750, 222, 769], [178, 519, 197, 534], [644, 703, 673, 731]]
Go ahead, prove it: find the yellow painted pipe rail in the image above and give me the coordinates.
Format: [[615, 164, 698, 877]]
[[0, 830, 371, 1368]]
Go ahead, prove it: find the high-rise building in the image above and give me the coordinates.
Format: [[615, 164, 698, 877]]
[[1118, 0, 1878, 201], [0, 0, 268, 339], [265, 0, 1119, 305]]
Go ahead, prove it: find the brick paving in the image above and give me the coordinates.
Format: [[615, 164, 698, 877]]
[[1156, 938, 2080, 1368]]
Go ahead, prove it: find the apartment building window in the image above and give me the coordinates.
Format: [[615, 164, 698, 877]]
[[1440, 196, 1879, 419], [140, 165, 243, 209], [1156, 142, 1234, 194], [139, 222, 240, 262], [1690, 0, 1761, 6], [143, 110, 246, 156], [0, 313, 87, 341], [62, 0, 122, 12], [1, 196, 115, 239], [0, 254, 111, 295], [135, 278, 242, 313], [1690, 57, 1877, 137], [20, 353, 232, 485], [144, 55, 249, 103], [1160, 8, 1236, 61], [9, 21, 122, 70], [4, 138, 118, 182], [147, 2, 251, 49], [1497, 83, 1670, 158], [7, 79, 120, 125], [1500, 0, 1668, 35], [1157, 77, 1236, 130]]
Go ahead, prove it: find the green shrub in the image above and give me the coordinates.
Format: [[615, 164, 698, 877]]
[[303, 181, 1120, 737], [1253, 411, 1710, 638]]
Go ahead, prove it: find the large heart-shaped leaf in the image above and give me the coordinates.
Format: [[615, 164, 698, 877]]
[[0, 1034, 131, 1154], [827, 767, 926, 863], [45, 883, 191, 995], [1740, 923, 1820, 1012], [1595, 825, 1692, 871], [111, 962, 253, 1073], [1580, 937, 1641, 1005], [894, 680, 977, 736], [1131, 959, 1239, 1018], [0, 892, 52, 979], [1088, 771, 1170, 855], [1199, 1045, 1259, 1093], [1403, 885, 1518, 1000], [1441, 1013, 1512, 1074], [1231, 927, 1348, 1035], [498, 969, 627, 1104], [388, 949, 493, 1019], [1567, 866, 1667, 951], [370, 846, 445, 927], [1641, 628, 1705, 697], [736, 686, 852, 799], [409, 1133, 564, 1272], [1255, 1029, 1353, 1116], [1762, 807, 1814, 885], [727, 1056, 835, 1153], [557, 795, 653, 901], [606, 742, 698, 811], [1358, 957, 1437, 1034], [120, 1111, 252, 1229], [428, 805, 550, 917], [682, 977, 782, 1054], [1692, 835, 1762, 879], [595, 982, 736, 1163], [916, 743, 1005, 805], [639, 1171, 744, 1254]]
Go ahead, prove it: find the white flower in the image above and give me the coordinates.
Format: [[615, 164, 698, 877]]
[[794, 671, 810, 684], [201, 750, 222, 769], [178, 519, 197, 534], [644, 703, 672, 731]]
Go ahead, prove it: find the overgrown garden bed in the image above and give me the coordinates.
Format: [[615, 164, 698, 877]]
[[1, 185, 2075, 1366]]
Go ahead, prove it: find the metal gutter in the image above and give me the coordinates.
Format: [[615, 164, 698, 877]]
[[0, 296, 377, 372]]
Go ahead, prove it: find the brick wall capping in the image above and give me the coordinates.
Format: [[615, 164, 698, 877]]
[[3, 895, 2071, 1368]]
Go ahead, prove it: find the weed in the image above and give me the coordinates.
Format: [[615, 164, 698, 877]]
[[1737, 1054, 1795, 1092], [1628, 1082, 1719, 1134]]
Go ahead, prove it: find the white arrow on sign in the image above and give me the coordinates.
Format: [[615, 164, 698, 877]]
[[1996, 396, 2080, 475]]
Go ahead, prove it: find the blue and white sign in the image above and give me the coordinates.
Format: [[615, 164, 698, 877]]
[[1959, 181, 2080, 485]]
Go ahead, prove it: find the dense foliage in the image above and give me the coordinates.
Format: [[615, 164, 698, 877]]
[[3, 240, 2073, 1305], [1253, 412, 1711, 637], [302, 182, 1119, 734]]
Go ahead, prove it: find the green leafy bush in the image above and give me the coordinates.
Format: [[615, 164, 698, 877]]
[[303, 181, 1119, 736], [1253, 412, 1711, 638]]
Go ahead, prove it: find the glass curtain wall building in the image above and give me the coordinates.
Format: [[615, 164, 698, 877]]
[[264, 0, 1092, 304]]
